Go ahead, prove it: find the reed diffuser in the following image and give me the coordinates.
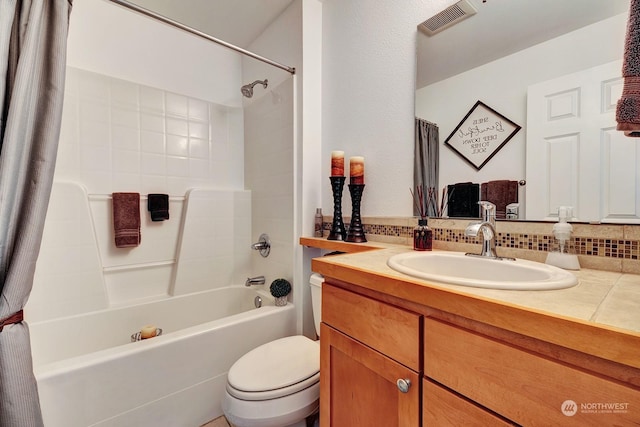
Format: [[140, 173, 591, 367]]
[[410, 185, 433, 251]]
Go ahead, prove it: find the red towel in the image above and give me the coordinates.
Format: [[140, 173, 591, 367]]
[[112, 192, 141, 248]]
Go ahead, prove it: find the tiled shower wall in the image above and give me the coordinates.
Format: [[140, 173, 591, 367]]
[[244, 80, 295, 288], [55, 67, 244, 195], [28, 68, 254, 321]]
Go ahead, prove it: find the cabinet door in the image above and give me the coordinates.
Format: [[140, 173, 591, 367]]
[[320, 323, 420, 427]]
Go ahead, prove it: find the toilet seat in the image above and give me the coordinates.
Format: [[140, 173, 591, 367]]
[[227, 335, 319, 401], [227, 372, 319, 401]]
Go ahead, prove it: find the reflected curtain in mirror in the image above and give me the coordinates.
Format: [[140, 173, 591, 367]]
[[414, 118, 439, 217]]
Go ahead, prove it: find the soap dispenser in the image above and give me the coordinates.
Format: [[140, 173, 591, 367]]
[[545, 206, 580, 270]]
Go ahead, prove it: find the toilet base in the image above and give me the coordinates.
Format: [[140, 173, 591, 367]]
[[222, 382, 319, 427]]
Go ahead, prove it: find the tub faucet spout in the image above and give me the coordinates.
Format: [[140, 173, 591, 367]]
[[245, 276, 266, 287]]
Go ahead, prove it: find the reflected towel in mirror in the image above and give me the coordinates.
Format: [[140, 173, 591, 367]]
[[481, 180, 518, 219]]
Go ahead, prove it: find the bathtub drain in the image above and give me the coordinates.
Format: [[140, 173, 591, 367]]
[[254, 296, 262, 308]]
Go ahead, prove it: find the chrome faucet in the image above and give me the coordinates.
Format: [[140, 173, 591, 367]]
[[465, 201, 500, 259], [245, 276, 266, 287], [251, 233, 271, 257]]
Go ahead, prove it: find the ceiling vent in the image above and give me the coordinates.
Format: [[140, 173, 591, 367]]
[[419, 0, 478, 36]]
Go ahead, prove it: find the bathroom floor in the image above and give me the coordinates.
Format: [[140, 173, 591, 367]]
[[201, 413, 320, 427], [201, 416, 231, 427]]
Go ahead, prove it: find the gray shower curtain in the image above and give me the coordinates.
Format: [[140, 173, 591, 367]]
[[414, 118, 439, 217], [0, 0, 72, 425]]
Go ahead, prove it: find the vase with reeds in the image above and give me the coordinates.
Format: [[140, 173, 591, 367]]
[[411, 185, 433, 251]]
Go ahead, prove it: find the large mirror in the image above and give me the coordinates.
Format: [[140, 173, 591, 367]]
[[415, 0, 636, 223]]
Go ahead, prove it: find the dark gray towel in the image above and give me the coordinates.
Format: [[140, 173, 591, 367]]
[[147, 194, 169, 221], [616, 0, 640, 137]]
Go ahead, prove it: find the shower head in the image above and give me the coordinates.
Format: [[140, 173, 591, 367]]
[[241, 79, 268, 98]]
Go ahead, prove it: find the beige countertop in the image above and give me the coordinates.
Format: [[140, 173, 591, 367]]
[[303, 237, 640, 368]]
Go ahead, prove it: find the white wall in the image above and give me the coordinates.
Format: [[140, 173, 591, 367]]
[[415, 13, 626, 196], [320, 0, 457, 216], [67, 0, 243, 107]]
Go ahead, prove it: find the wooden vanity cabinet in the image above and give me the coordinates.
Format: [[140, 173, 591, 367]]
[[320, 283, 421, 427], [319, 280, 640, 426], [423, 317, 640, 426]]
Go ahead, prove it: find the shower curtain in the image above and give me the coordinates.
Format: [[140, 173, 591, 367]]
[[414, 118, 439, 217], [0, 1, 72, 425]]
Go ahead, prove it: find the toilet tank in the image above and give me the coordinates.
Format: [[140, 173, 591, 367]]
[[309, 273, 323, 336]]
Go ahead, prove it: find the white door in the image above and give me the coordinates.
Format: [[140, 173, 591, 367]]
[[526, 60, 640, 223]]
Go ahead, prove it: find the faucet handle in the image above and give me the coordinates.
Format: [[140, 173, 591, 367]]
[[478, 201, 496, 222]]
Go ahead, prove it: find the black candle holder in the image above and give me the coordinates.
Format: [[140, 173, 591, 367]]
[[346, 184, 366, 243], [328, 176, 347, 241]]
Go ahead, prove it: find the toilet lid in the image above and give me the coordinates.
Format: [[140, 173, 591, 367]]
[[228, 336, 319, 394]]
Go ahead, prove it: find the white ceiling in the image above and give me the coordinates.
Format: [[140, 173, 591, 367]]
[[122, 0, 630, 90], [417, 0, 630, 89], [127, 0, 295, 48]]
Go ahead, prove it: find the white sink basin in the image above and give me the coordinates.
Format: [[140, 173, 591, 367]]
[[387, 251, 578, 290]]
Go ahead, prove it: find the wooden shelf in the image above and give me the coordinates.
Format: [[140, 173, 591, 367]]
[[299, 237, 383, 253]]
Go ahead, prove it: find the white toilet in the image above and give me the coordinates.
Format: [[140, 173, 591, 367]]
[[222, 273, 323, 427]]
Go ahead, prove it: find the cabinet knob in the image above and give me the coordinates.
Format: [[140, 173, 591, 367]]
[[396, 378, 411, 393]]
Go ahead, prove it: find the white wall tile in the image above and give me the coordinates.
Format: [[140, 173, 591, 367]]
[[140, 113, 164, 133], [113, 149, 140, 173], [188, 158, 209, 179], [165, 92, 188, 118], [81, 145, 111, 171], [111, 107, 139, 128], [166, 156, 188, 177], [141, 175, 168, 195], [80, 99, 109, 123], [110, 79, 139, 108], [112, 173, 141, 192], [141, 153, 166, 175], [77, 71, 110, 100], [82, 171, 112, 195], [166, 134, 188, 157], [188, 98, 209, 121], [189, 137, 209, 159], [140, 86, 164, 113], [166, 117, 188, 137], [80, 120, 110, 148], [111, 125, 139, 151], [140, 130, 165, 154]]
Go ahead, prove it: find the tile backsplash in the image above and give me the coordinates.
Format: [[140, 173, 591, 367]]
[[323, 217, 640, 274]]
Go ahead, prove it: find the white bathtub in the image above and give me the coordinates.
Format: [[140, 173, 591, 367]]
[[29, 286, 297, 427]]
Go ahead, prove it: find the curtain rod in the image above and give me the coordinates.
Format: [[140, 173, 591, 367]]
[[106, 0, 296, 75]]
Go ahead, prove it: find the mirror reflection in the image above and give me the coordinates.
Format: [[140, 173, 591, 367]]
[[415, 0, 637, 223]]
